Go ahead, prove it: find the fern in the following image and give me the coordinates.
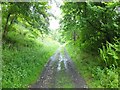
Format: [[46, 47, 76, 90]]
[[99, 40, 120, 68]]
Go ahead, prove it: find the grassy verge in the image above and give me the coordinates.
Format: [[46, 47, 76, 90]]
[[66, 44, 118, 88], [2, 24, 59, 88], [55, 61, 74, 88]]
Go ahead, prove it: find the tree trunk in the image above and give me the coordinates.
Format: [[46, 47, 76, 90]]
[[73, 30, 76, 41], [9, 14, 16, 27], [73, 30, 76, 45], [84, 2, 87, 17], [3, 13, 11, 39]]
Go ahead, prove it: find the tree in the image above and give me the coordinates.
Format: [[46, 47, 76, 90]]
[[2, 2, 50, 38], [61, 2, 120, 52]]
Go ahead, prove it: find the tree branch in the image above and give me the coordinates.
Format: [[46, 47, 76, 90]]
[[86, 19, 107, 34]]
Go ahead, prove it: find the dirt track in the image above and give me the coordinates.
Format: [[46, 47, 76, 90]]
[[30, 47, 88, 88]]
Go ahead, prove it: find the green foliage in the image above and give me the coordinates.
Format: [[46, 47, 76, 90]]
[[99, 39, 120, 67], [2, 2, 50, 38], [61, 2, 119, 88], [1, 2, 60, 88], [66, 44, 118, 88], [61, 2, 120, 52], [92, 67, 118, 88], [2, 43, 58, 88], [2, 1, 120, 88], [2, 23, 59, 88]]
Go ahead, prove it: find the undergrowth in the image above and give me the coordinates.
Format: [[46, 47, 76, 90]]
[[2, 23, 59, 88], [66, 43, 118, 88]]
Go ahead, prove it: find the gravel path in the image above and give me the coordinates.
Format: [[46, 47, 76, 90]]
[[29, 47, 88, 88]]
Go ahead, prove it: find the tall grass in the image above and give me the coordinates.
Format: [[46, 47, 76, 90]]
[[2, 24, 59, 88]]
